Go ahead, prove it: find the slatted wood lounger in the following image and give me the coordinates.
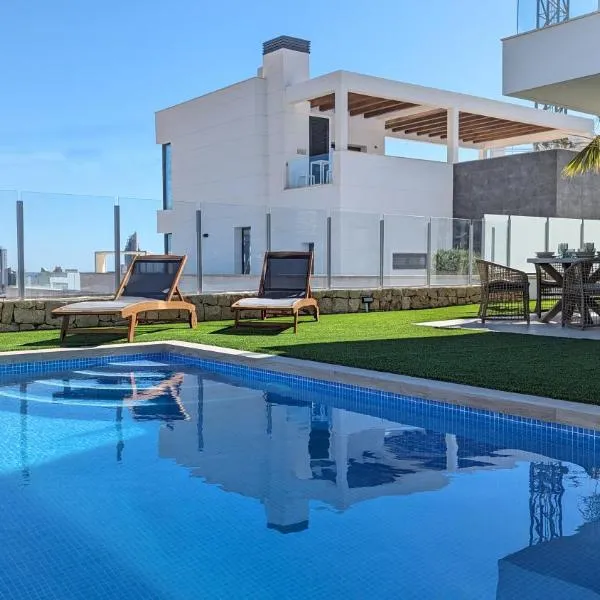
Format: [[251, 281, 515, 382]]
[[231, 251, 319, 334], [52, 255, 197, 343]]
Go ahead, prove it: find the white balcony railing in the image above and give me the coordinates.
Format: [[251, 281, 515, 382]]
[[286, 153, 333, 189]]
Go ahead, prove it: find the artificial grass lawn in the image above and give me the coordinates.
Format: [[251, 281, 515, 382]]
[[1, 304, 600, 404]]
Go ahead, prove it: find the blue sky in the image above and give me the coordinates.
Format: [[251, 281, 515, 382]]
[[0, 0, 558, 272], [0, 0, 524, 200]]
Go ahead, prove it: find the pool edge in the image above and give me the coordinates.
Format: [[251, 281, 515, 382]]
[[0, 340, 599, 431]]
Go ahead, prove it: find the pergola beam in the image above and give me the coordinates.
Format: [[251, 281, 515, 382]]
[[361, 101, 418, 118], [386, 110, 447, 130]]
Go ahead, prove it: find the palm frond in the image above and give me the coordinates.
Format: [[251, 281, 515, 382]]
[[562, 135, 600, 177]]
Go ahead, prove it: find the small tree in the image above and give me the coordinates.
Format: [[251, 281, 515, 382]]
[[563, 135, 600, 177]]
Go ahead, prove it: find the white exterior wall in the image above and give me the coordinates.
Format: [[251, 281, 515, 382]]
[[503, 11, 600, 114], [331, 151, 453, 276]]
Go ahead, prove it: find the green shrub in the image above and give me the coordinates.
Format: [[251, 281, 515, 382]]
[[434, 248, 475, 274]]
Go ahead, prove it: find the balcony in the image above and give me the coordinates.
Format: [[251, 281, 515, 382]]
[[503, 5, 600, 114], [286, 152, 333, 189]]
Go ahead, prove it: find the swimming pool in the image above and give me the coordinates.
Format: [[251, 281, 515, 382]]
[[0, 351, 599, 599]]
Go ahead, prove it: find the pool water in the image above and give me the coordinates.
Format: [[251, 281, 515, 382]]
[[0, 355, 599, 599]]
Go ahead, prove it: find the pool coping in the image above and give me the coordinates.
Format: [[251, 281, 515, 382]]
[[0, 341, 599, 431]]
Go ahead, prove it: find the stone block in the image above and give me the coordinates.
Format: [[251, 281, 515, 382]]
[[348, 298, 360, 312], [16, 301, 35, 310], [14, 307, 45, 325], [348, 290, 362, 299], [319, 297, 332, 314], [332, 298, 348, 313], [74, 314, 99, 328], [35, 301, 46, 310], [19, 324, 35, 331], [220, 307, 234, 320], [402, 297, 411, 310], [1, 302, 14, 324], [218, 294, 232, 307], [332, 290, 349, 299], [157, 310, 180, 321], [204, 305, 222, 321], [0, 323, 19, 332], [194, 304, 205, 322]]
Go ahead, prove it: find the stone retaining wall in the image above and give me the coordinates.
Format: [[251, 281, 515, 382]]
[[0, 286, 481, 332]]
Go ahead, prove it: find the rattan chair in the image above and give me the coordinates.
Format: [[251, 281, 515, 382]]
[[562, 259, 600, 329], [534, 263, 563, 319], [476, 260, 530, 324]]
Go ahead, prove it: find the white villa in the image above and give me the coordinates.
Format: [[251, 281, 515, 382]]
[[155, 35, 593, 278]]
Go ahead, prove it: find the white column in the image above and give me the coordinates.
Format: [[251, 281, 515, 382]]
[[446, 108, 459, 164], [478, 149, 488, 160], [445, 434, 459, 472], [334, 86, 349, 152]]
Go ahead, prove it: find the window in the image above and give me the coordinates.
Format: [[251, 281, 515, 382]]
[[164, 233, 172, 255], [234, 227, 251, 274], [162, 143, 172, 210]]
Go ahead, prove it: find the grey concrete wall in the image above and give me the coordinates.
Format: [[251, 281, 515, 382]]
[[453, 149, 600, 220], [453, 151, 558, 220], [556, 149, 600, 219]]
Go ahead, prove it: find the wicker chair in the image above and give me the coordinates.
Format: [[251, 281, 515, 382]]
[[476, 260, 530, 324], [562, 259, 600, 329], [534, 263, 563, 319]]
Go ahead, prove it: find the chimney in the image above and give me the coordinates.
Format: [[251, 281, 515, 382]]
[[261, 35, 310, 87]]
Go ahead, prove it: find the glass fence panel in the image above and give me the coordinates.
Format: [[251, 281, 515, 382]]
[[0, 191, 18, 299], [510, 216, 546, 272], [471, 219, 484, 282], [430, 217, 471, 286], [581, 219, 600, 253], [583, 219, 600, 251], [548, 217, 582, 256], [331, 211, 380, 289], [117, 196, 164, 291], [200, 202, 267, 293], [21, 192, 115, 298], [483, 215, 509, 265], [269, 207, 328, 289], [163, 200, 199, 295], [383, 215, 428, 288], [286, 153, 333, 189]]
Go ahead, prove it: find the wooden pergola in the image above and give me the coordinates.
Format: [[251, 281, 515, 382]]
[[309, 92, 555, 145]]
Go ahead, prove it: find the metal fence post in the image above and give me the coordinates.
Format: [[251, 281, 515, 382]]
[[266, 211, 272, 252], [426, 218, 432, 287], [545, 217, 550, 252], [491, 227, 496, 263], [468, 220, 474, 285], [16, 199, 25, 299], [379, 218, 384, 288], [113, 201, 121, 293], [196, 209, 203, 294], [580, 218, 585, 249], [326, 216, 332, 289], [506, 216, 512, 267]]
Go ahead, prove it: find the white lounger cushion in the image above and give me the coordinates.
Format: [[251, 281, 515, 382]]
[[54, 297, 158, 314], [234, 298, 302, 309]]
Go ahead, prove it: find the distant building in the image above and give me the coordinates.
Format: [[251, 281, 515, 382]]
[[124, 232, 139, 271], [0, 247, 7, 296]]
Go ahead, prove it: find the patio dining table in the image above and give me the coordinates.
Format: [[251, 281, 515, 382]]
[[527, 257, 600, 323]]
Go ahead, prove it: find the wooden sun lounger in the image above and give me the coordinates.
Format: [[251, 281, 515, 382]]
[[231, 251, 319, 334], [52, 255, 197, 343]]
